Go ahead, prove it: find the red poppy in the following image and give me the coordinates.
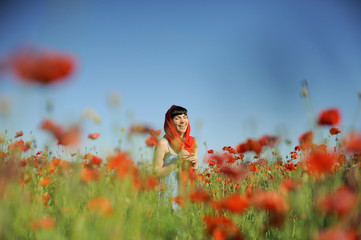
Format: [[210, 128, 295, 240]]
[[40, 178, 51, 186], [306, 150, 337, 176], [189, 189, 212, 203], [212, 193, 249, 213], [8, 139, 31, 152], [220, 165, 249, 181], [317, 186, 357, 218], [317, 226, 358, 240], [88, 133, 100, 140], [15, 131, 24, 138], [258, 135, 281, 147], [171, 196, 185, 207], [80, 167, 100, 184], [204, 152, 233, 168], [299, 131, 313, 150], [236, 138, 262, 154], [343, 133, 361, 153], [203, 216, 243, 240], [12, 48, 76, 85], [145, 136, 158, 147], [107, 152, 138, 179], [30, 217, 56, 230], [208, 149, 214, 154], [137, 175, 159, 191], [329, 128, 341, 135], [318, 108, 341, 126], [87, 197, 113, 215]]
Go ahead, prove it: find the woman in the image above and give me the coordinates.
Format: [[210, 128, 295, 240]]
[[153, 105, 198, 210]]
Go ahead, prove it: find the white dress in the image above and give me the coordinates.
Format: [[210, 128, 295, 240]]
[[159, 139, 180, 210]]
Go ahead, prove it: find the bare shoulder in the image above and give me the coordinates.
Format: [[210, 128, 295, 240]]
[[157, 138, 168, 150]]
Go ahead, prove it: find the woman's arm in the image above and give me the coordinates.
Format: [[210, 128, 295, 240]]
[[153, 139, 179, 178]]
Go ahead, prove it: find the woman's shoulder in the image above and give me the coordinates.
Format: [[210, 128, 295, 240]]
[[158, 138, 169, 149]]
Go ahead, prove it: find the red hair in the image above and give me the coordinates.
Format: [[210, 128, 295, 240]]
[[164, 105, 195, 153]]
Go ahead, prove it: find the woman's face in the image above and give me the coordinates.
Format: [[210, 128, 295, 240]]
[[172, 114, 188, 135]]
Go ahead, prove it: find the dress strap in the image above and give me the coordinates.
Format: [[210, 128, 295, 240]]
[[163, 138, 171, 153]]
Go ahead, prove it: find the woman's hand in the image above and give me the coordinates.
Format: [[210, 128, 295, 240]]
[[184, 153, 197, 166], [178, 150, 190, 161]]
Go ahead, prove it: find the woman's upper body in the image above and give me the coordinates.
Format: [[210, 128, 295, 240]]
[[153, 105, 198, 178]]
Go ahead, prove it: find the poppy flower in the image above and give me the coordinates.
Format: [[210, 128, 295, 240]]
[[15, 131, 24, 138], [87, 197, 113, 215], [317, 186, 357, 218], [145, 136, 158, 147], [137, 175, 159, 191], [318, 108, 341, 126], [306, 150, 337, 176], [8, 139, 31, 152], [258, 135, 281, 147], [30, 217, 56, 230], [316, 226, 358, 240], [204, 152, 233, 168], [40, 178, 51, 186], [189, 189, 212, 203], [236, 138, 262, 154], [212, 193, 249, 213], [299, 131, 313, 150], [329, 128, 341, 135], [80, 167, 100, 184], [208, 149, 214, 154], [171, 196, 185, 207], [343, 133, 361, 153], [203, 216, 243, 240], [220, 165, 249, 181], [12, 48, 76, 85], [88, 133, 100, 140]]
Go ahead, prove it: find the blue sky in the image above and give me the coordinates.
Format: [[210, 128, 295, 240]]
[[1, 0, 361, 162]]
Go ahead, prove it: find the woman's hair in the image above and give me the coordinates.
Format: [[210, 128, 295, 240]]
[[170, 106, 187, 119]]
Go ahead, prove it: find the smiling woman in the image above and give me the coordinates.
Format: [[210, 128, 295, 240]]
[[153, 105, 198, 211]]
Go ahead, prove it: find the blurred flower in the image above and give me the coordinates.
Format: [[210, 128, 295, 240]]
[[299, 131, 313, 150], [203, 215, 243, 240], [81, 167, 100, 184], [343, 133, 361, 153], [236, 138, 262, 154], [41, 119, 81, 147], [318, 108, 341, 126], [329, 127, 341, 135], [306, 150, 337, 176], [12, 48, 76, 85], [82, 108, 102, 124], [88, 133, 100, 140], [219, 165, 249, 181], [30, 217, 56, 230], [189, 189, 212, 203], [316, 226, 358, 240], [212, 193, 249, 213], [301, 88, 308, 97], [40, 178, 51, 186], [171, 196, 185, 207], [8, 139, 31, 152], [15, 131, 24, 138], [258, 135, 281, 147], [145, 136, 158, 147], [87, 197, 113, 215], [317, 186, 357, 218]]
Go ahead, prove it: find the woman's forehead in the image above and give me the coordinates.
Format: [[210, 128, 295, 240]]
[[173, 113, 187, 118]]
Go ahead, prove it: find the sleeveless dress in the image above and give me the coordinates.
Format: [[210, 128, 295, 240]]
[[159, 139, 180, 211]]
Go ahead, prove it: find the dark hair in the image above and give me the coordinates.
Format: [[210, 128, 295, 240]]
[[170, 106, 188, 119]]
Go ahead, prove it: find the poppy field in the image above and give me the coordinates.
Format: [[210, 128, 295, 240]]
[[1, 49, 361, 240]]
